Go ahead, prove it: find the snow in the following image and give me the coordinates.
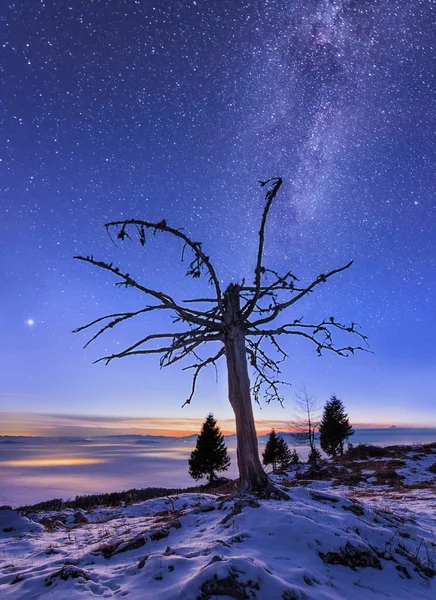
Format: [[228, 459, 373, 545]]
[[0, 507, 45, 538], [0, 446, 435, 599], [397, 452, 436, 485]]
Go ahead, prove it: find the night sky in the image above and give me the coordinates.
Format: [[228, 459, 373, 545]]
[[2, 0, 435, 435]]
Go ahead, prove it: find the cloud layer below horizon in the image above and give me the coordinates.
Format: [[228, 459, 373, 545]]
[[0, 412, 423, 438]]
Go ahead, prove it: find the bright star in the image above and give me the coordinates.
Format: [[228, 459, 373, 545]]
[[26, 319, 35, 326]]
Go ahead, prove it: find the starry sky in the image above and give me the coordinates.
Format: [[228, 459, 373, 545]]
[[2, 0, 435, 435]]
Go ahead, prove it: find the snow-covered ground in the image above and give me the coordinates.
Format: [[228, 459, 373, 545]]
[[1, 443, 435, 599]]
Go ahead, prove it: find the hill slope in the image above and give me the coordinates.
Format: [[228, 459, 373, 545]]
[[1, 444, 435, 599]]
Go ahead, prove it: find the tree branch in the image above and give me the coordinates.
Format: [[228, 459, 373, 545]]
[[160, 334, 221, 369], [246, 347, 289, 406], [105, 218, 222, 308], [72, 305, 172, 348], [94, 331, 221, 366], [74, 255, 221, 330], [247, 261, 354, 328], [181, 347, 225, 407], [247, 318, 369, 358], [242, 177, 283, 320], [182, 298, 217, 303]]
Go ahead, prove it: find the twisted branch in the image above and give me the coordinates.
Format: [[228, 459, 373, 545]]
[[181, 347, 225, 407], [105, 218, 222, 307], [246, 346, 290, 406], [247, 317, 369, 358], [248, 261, 354, 328], [73, 305, 171, 348], [242, 177, 283, 319], [94, 330, 221, 366], [74, 255, 221, 330]]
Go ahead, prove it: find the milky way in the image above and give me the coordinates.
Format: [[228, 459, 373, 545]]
[[1, 0, 435, 427]]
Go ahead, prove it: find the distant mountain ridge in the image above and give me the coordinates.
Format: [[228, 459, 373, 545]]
[[1, 428, 436, 446]]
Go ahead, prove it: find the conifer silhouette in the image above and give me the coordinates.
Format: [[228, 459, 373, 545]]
[[262, 429, 293, 471], [319, 395, 354, 457], [188, 414, 230, 484]]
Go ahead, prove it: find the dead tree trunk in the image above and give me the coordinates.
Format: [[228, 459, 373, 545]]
[[223, 284, 269, 491], [75, 177, 368, 495]]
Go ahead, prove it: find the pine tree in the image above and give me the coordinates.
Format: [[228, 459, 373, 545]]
[[262, 429, 293, 471], [276, 436, 293, 470], [308, 446, 322, 465], [188, 414, 231, 484], [262, 429, 280, 471], [319, 395, 354, 457], [290, 448, 300, 464]]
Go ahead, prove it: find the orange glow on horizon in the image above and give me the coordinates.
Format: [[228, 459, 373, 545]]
[[0, 432, 35, 437], [1, 458, 108, 467], [1, 411, 431, 438]]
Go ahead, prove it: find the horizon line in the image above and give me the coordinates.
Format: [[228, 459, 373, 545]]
[[2, 424, 436, 439], [1, 411, 434, 437]]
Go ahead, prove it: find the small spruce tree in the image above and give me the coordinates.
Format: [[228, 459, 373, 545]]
[[290, 448, 300, 465], [262, 429, 280, 471], [277, 436, 293, 470], [188, 414, 231, 484], [319, 395, 354, 457], [263, 429, 293, 472], [308, 446, 322, 465]]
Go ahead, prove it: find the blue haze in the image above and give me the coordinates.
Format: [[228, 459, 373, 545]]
[[2, 428, 435, 507]]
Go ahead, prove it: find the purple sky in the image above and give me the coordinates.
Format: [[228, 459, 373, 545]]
[[1, 1, 435, 432]]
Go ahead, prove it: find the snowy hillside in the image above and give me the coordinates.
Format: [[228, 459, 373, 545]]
[[1, 443, 435, 599]]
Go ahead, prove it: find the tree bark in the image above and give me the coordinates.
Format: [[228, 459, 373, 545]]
[[223, 284, 269, 492]]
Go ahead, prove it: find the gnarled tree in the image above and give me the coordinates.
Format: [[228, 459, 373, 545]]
[[74, 177, 367, 492]]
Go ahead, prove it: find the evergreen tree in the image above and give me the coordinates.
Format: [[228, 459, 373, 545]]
[[276, 436, 293, 470], [262, 429, 293, 471], [262, 429, 280, 471], [188, 414, 230, 484], [290, 448, 300, 465], [319, 395, 354, 457], [308, 446, 322, 465]]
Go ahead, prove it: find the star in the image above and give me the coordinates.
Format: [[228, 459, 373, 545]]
[[1, 0, 434, 428]]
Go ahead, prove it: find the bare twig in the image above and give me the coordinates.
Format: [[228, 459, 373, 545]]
[[289, 387, 321, 457], [74, 255, 221, 330], [182, 348, 225, 407], [246, 316, 369, 358], [104, 218, 222, 307], [246, 346, 289, 406], [95, 330, 221, 367], [242, 177, 283, 319], [248, 261, 354, 328], [73, 305, 171, 348]]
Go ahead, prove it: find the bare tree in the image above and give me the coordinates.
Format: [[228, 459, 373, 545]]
[[289, 388, 321, 465], [74, 177, 367, 493]]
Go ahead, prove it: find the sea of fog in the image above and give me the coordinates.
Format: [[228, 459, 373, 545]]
[[2, 428, 436, 508]]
